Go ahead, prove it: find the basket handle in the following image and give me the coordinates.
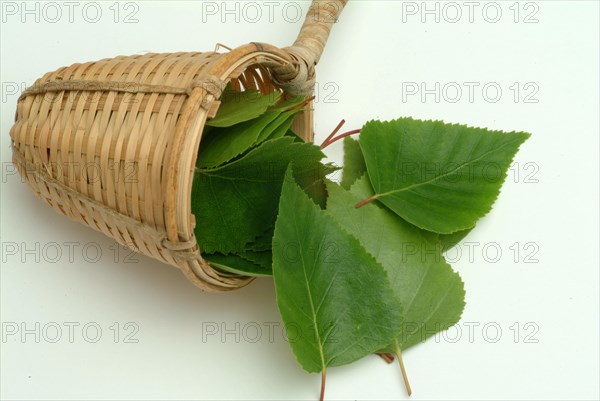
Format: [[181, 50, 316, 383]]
[[271, 0, 348, 96]]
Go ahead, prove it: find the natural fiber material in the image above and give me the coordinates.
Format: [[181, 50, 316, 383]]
[[9, 0, 347, 292]]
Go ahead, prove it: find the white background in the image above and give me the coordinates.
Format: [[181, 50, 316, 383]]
[[1, 1, 599, 400]]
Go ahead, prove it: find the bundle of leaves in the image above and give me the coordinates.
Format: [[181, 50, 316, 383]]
[[192, 86, 530, 400], [192, 86, 336, 275]]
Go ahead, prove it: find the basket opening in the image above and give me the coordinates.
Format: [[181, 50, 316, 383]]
[[201, 63, 311, 142], [189, 62, 312, 278], [228, 64, 280, 96]]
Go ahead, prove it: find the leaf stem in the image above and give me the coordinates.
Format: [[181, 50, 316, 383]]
[[396, 347, 412, 396], [321, 129, 361, 149], [320, 119, 346, 149], [283, 95, 316, 112], [355, 195, 378, 208], [320, 370, 327, 401], [377, 353, 395, 364]]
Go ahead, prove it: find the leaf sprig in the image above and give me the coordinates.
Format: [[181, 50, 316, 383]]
[[192, 85, 530, 400]]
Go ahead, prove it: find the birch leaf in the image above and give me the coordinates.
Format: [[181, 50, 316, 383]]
[[272, 174, 403, 375], [205, 88, 281, 128], [327, 177, 465, 352], [193, 138, 329, 254], [341, 137, 367, 190], [359, 118, 530, 233]]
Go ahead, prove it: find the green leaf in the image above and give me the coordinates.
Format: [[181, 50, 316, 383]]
[[193, 137, 329, 254], [359, 118, 530, 234], [266, 114, 296, 141], [198, 95, 307, 169], [341, 137, 367, 190], [206, 88, 281, 127], [326, 177, 465, 351], [349, 175, 439, 244], [351, 175, 469, 248], [204, 253, 271, 277], [255, 110, 297, 143], [238, 250, 272, 271], [245, 226, 275, 252], [197, 110, 282, 168], [272, 95, 309, 114], [293, 162, 338, 209], [272, 173, 403, 373], [439, 228, 473, 251]]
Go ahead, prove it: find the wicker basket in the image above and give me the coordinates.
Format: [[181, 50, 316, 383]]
[[9, 0, 347, 292]]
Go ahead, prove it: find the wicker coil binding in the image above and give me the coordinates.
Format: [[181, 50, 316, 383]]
[[9, 0, 348, 292]]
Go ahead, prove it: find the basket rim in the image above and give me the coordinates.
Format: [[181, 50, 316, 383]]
[[164, 43, 302, 285]]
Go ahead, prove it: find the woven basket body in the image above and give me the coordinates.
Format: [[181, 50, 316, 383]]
[[9, 1, 347, 292]]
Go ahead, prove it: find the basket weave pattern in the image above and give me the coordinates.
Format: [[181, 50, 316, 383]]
[[10, 0, 347, 292]]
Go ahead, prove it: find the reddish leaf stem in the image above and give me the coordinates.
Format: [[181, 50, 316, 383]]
[[320, 370, 327, 401], [355, 195, 378, 208], [282, 95, 316, 112], [320, 119, 346, 148], [321, 129, 362, 149], [300, 95, 316, 109], [377, 353, 395, 364]]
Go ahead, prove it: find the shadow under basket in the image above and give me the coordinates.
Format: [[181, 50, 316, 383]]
[[9, 0, 347, 292]]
